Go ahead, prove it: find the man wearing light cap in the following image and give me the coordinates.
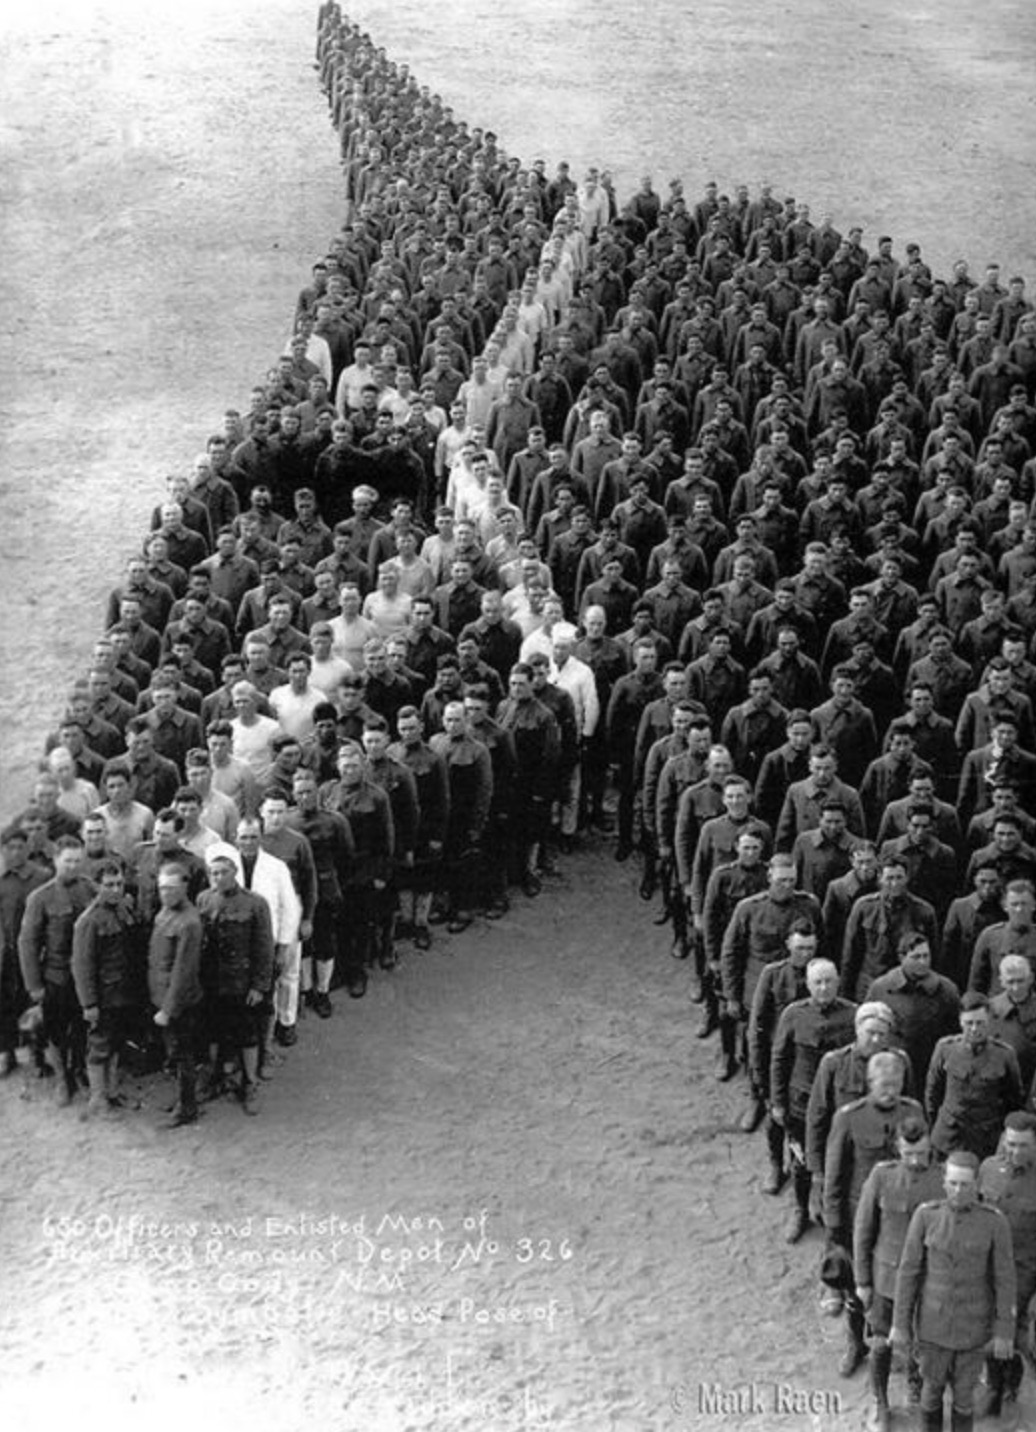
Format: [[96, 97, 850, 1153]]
[[893, 1148, 1016, 1432]]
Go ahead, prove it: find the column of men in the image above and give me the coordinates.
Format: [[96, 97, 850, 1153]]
[[1, 1, 1036, 1415]]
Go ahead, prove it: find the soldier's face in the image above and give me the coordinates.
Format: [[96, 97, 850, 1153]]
[[960, 1010, 988, 1049], [898, 1136, 932, 1172], [943, 1164, 978, 1210], [1003, 1130, 1036, 1171]]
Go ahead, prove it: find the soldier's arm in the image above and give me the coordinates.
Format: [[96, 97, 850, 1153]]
[[890, 1206, 927, 1344], [162, 917, 203, 1021], [719, 906, 747, 1009], [17, 891, 47, 999], [924, 1043, 947, 1128], [853, 1166, 882, 1297], [747, 970, 774, 1094], [249, 896, 276, 995], [990, 1209, 1019, 1347], [805, 1058, 833, 1174], [823, 1112, 851, 1246], [70, 911, 99, 1016], [769, 1007, 794, 1117]]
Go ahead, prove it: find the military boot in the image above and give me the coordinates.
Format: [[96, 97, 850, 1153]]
[[838, 1299, 867, 1377], [82, 1064, 113, 1122], [784, 1165, 811, 1243], [868, 1341, 892, 1430]]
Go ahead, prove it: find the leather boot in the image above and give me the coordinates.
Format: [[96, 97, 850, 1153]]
[[977, 1356, 1003, 1418], [715, 1013, 738, 1080], [784, 1166, 811, 1243], [83, 1064, 113, 1121], [696, 969, 719, 1038], [761, 1117, 786, 1192], [48, 1043, 73, 1106], [920, 1411, 944, 1432], [838, 1300, 868, 1377], [869, 1341, 892, 1428]]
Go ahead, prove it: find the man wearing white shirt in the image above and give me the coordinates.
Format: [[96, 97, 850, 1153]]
[[308, 623, 353, 694], [334, 341, 375, 415], [230, 682, 281, 781], [231, 818, 301, 1074], [362, 565, 413, 640], [552, 623, 600, 847], [329, 584, 378, 670], [457, 355, 502, 430], [269, 654, 324, 742], [183, 748, 239, 840], [520, 595, 566, 669], [173, 786, 222, 859]]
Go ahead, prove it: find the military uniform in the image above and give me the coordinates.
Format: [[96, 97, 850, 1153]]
[[196, 885, 275, 1050], [866, 967, 961, 1087], [893, 1196, 1016, 1425], [925, 1034, 1024, 1158], [18, 874, 96, 1100], [806, 1042, 915, 1176], [825, 1094, 926, 1247], [979, 1150, 1036, 1406], [148, 902, 204, 1121], [854, 1156, 950, 1414], [771, 995, 858, 1233]]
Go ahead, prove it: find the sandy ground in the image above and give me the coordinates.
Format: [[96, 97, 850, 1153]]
[[2, 2, 1036, 1430]]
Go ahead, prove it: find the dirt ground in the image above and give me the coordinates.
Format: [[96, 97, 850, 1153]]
[[2, 2, 1036, 1430]]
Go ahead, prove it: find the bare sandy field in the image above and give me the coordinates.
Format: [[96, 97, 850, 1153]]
[[1, 3, 1035, 1431]]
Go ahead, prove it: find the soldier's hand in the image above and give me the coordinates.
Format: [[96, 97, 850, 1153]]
[[246, 988, 265, 1007], [725, 999, 743, 1021], [888, 1326, 905, 1349], [855, 1285, 873, 1313], [692, 915, 704, 934], [683, 884, 693, 900], [299, 920, 313, 942], [83, 1006, 100, 1026], [990, 1336, 1013, 1361], [428, 841, 443, 856], [153, 1010, 170, 1028], [769, 1104, 786, 1126], [372, 879, 386, 890], [658, 845, 672, 862], [29, 988, 45, 1004]]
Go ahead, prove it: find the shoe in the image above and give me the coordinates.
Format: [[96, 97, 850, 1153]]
[[164, 1108, 200, 1130], [715, 1054, 738, 1082], [653, 907, 671, 926], [428, 907, 449, 926], [557, 834, 575, 855], [447, 914, 472, 934], [279, 1023, 298, 1047], [615, 844, 632, 862], [783, 1207, 809, 1244], [241, 1084, 259, 1116], [687, 970, 702, 999], [0, 1051, 17, 1078], [378, 948, 398, 971], [314, 992, 333, 1018], [739, 1099, 765, 1133], [302, 990, 316, 1010], [538, 856, 559, 877], [838, 1337, 867, 1378], [695, 1005, 718, 1039], [413, 926, 432, 950], [273, 1022, 287, 1046], [198, 1073, 226, 1103], [347, 974, 368, 999], [484, 899, 509, 920], [638, 876, 656, 901], [55, 1080, 73, 1108], [521, 872, 542, 898], [761, 1162, 786, 1195]]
